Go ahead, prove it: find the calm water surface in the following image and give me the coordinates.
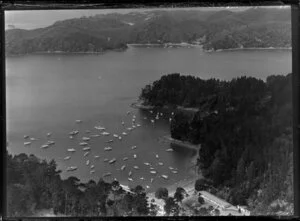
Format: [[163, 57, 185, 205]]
[[6, 47, 292, 191]]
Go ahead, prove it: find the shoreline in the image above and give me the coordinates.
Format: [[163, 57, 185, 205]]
[[204, 47, 292, 52]]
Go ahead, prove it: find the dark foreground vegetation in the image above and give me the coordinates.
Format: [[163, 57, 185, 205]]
[[140, 73, 293, 215]]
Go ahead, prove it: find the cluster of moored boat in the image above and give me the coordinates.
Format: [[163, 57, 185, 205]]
[[24, 108, 178, 186]]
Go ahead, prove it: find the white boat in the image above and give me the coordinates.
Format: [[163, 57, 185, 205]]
[[122, 132, 127, 136], [144, 162, 150, 166], [69, 130, 79, 135], [82, 137, 90, 141], [133, 154, 137, 159], [103, 172, 112, 177], [151, 119, 155, 123], [109, 158, 116, 164], [69, 136, 74, 139], [95, 126, 105, 130], [128, 171, 132, 176], [123, 157, 128, 161], [67, 148, 76, 152], [90, 134, 100, 138], [79, 142, 88, 146], [158, 162, 164, 166], [47, 132, 52, 137], [84, 152, 90, 157], [169, 118, 172, 122], [24, 135, 29, 139], [166, 148, 174, 152], [150, 110, 153, 114], [47, 141, 55, 145], [146, 185, 150, 189], [75, 120, 82, 123], [128, 177, 133, 182], [132, 125, 136, 129], [90, 170, 95, 174], [161, 175, 168, 179], [132, 118, 136, 122], [106, 139, 114, 143], [121, 165, 126, 171], [90, 165, 95, 169], [133, 166, 139, 170], [150, 170, 157, 174], [160, 113, 163, 116], [30, 137, 38, 141], [104, 158, 109, 162], [64, 156, 71, 160], [122, 121, 125, 125], [127, 127, 133, 131], [171, 112, 174, 115], [169, 166, 174, 170], [94, 155, 100, 159], [155, 116, 159, 120], [150, 167, 155, 170], [172, 170, 178, 174], [133, 115, 136, 119], [150, 178, 154, 183], [140, 177, 145, 180], [155, 154, 159, 159], [131, 146, 137, 150], [113, 134, 119, 138], [41, 144, 49, 149], [86, 160, 90, 165], [104, 147, 112, 151], [102, 132, 110, 136], [118, 136, 122, 140], [136, 124, 141, 127], [67, 166, 77, 171], [83, 147, 91, 151]]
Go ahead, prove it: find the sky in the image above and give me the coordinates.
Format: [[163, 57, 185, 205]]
[[5, 6, 289, 30]]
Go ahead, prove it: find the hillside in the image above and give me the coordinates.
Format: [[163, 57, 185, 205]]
[[5, 8, 291, 55]]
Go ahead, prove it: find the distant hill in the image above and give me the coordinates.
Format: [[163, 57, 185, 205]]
[[5, 8, 291, 55]]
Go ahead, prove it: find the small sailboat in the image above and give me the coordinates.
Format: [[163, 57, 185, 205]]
[[121, 165, 126, 171], [144, 162, 150, 166], [146, 185, 150, 189], [103, 172, 112, 177], [109, 158, 116, 164], [169, 166, 174, 170], [30, 137, 38, 141], [64, 156, 71, 160], [69, 130, 79, 135], [104, 158, 109, 162], [128, 171, 132, 176], [126, 111, 131, 115], [150, 110, 153, 114], [136, 124, 141, 127], [140, 177, 145, 180], [127, 127, 133, 131], [75, 120, 82, 123], [133, 154, 137, 159], [169, 118, 172, 122], [85, 130, 91, 133], [113, 134, 119, 138], [67, 148, 76, 152], [155, 154, 159, 159], [90, 134, 100, 138], [41, 144, 49, 149], [128, 177, 133, 182], [90, 165, 95, 169], [67, 166, 77, 171], [161, 175, 168, 179], [47, 141, 55, 145], [122, 121, 125, 125], [118, 136, 122, 140], [150, 167, 155, 170], [69, 136, 74, 139], [94, 155, 100, 159], [24, 135, 29, 139], [79, 142, 88, 146], [143, 117, 147, 120], [102, 132, 110, 136], [83, 147, 91, 151], [160, 113, 163, 116], [84, 152, 90, 157], [123, 157, 128, 161], [155, 115, 159, 120], [151, 119, 155, 124], [150, 178, 154, 183], [122, 132, 127, 136], [104, 147, 112, 151], [158, 162, 164, 166], [172, 170, 178, 174], [95, 126, 105, 130], [150, 170, 157, 174], [131, 146, 137, 150], [106, 139, 114, 143], [82, 137, 90, 141], [90, 170, 95, 174], [171, 112, 174, 115], [47, 132, 52, 137], [166, 148, 174, 152], [132, 125, 136, 129], [133, 166, 139, 170], [86, 160, 90, 165]]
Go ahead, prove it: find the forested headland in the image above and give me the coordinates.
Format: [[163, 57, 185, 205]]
[[140, 73, 294, 215]]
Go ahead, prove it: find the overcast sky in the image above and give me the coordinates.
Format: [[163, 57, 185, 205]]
[[5, 6, 288, 30]]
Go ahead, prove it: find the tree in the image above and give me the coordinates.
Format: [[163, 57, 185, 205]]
[[164, 197, 179, 216], [198, 196, 205, 205], [155, 187, 169, 200], [174, 187, 185, 204], [195, 178, 208, 191], [214, 208, 221, 216]]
